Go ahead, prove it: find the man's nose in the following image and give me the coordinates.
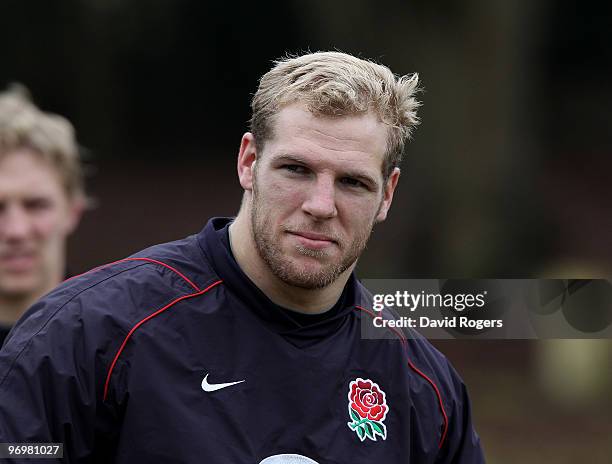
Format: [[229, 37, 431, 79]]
[[1, 205, 32, 241], [301, 176, 338, 220]]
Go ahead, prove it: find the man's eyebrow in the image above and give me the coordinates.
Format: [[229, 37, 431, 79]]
[[273, 153, 311, 165], [273, 153, 380, 187]]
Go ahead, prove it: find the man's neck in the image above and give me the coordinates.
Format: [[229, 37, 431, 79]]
[[0, 272, 63, 326], [229, 212, 352, 314]]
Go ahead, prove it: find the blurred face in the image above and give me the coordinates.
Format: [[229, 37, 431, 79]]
[[0, 149, 79, 299], [239, 103, 400, 289]]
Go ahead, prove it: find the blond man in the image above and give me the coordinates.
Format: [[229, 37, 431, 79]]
[[0, 53, 484, 463], [0, 86, 85, 346]]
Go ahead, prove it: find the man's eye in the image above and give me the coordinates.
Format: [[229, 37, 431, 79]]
[[24, 198, 52, 211], [283, 165, 307, 174], [340, 177, 365, 188]]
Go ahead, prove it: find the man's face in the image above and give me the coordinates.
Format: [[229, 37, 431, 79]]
[[0, 149, 80, 299], [240, 103, 400, 289]]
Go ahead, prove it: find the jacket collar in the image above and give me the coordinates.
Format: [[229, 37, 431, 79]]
[[197, 217, 362, 342]]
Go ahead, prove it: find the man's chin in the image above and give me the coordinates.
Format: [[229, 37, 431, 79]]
[[277, 272, 336, 290], [0, 275, 41, 299], [288, 253, 338, 273], [274, 257, 347, 290]]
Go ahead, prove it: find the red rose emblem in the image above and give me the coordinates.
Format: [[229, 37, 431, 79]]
[[349, 378, 388, 422]]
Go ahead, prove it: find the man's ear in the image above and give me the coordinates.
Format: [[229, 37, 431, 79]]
[[65, 196, 86, 235], [237, 132, 258, 191], [375, 167, 400, 223]]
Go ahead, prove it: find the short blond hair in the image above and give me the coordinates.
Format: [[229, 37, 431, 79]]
[[250, 51, 421, 178], [0, 84, 84, 200]]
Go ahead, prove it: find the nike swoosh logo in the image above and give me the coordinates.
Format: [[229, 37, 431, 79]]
[[201, 373, 245, 392]]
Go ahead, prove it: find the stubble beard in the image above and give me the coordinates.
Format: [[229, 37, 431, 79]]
[[249, 180, 377, 290]]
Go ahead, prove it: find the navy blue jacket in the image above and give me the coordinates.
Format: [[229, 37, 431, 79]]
[[0, 217, 485, 463]]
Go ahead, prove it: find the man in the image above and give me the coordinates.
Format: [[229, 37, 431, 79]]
[[0, 86, 85, 346], [0, 52, 485, 462]]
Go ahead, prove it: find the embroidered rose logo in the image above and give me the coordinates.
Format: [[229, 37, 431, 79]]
[[347, 378, 388, 441]]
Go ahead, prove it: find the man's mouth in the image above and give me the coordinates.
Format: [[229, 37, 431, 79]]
[[0, 251, 37, 272], [286, 230, 337, 250]]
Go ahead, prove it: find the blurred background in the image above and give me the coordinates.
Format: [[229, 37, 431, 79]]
[[1, 0, 610, 461]]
